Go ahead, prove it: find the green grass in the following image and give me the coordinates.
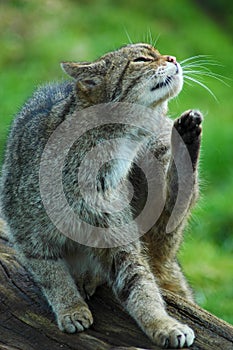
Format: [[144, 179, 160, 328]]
[[180, 236, 233, 322], [0, 0, 232, 324]]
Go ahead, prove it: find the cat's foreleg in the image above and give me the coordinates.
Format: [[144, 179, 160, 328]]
[[108, 246, 195, 348], [20, 254, 93, 333]]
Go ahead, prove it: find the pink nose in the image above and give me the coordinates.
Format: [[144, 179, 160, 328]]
[[167, 56, 177, 63]]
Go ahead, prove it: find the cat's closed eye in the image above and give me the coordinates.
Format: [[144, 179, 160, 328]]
[[133, 56, 153, 63]]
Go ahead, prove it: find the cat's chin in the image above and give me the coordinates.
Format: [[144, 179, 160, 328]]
[[147, 76, 183, 108], [162, 78, 183, 102]]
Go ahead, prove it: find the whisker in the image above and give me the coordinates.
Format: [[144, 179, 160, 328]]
[[180, 55, 212, 65], [182, 69, 230, 86], [123, 27, 133, 44], [182, 79, 194, 87], [153, 33, 161, 48], [147, 28, 153, 46], [167, 80, 175, 99], [182, 59, 222, 65], [181, 62, 223, 71], [180, 54, 231, 100], [183, 68, 225, 77], [183, 75, 218, 101], [182, 64, 223, 72]]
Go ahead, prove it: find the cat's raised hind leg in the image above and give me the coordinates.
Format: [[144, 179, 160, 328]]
[[173, 109, 203, 171], [144, 110, 203, 302]]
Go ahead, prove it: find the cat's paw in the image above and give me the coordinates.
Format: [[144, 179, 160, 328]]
[[57, 302, 93, 333], [147, 317, 195, 348], [174, 109, 203, 145]]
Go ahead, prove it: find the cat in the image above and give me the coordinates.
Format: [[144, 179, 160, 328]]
[[0, 43, 203, 348]]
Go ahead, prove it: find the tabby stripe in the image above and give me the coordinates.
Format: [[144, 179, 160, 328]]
[[60, 93, 76, 121], [116, 272, 142, 303], [111, 61, 130, 101], [112, 255, 144, 304], [120, 76, 142, 101]]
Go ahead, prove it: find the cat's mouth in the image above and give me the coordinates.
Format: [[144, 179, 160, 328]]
[[151, 76, 173, 91]]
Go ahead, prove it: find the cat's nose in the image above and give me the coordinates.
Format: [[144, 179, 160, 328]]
[[166, 56, 177, 63]]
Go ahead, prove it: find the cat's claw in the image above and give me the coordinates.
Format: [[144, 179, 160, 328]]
[[147, 317, 195, 348]]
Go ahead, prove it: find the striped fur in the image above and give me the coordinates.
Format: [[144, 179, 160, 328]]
[[0, 43, 201, 348]]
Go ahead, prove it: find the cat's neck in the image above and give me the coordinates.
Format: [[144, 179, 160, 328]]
[[151, 101, 168, 117]]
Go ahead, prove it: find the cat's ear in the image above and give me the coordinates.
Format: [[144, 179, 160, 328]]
[[61, 60, 110, 100], [60, 60, 108, 80]]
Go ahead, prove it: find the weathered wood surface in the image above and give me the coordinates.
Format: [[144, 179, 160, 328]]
[[0, 219, 232, 350]]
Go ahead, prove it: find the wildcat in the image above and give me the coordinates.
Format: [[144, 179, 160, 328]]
[[0, 43, 203, 348]]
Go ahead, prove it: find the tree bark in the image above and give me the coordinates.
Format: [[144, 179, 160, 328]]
[[0, 219, 232, 350]]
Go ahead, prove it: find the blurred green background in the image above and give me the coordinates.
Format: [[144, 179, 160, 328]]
[[0, 0, 232, 324]]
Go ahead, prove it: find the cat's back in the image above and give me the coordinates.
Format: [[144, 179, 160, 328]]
[[2, 81, 75, 166], [8, 81, 74, 143], [1, 81, 75, 212]]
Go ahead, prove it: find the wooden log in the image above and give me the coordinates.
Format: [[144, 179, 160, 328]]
[[0, 219, 232, 350]]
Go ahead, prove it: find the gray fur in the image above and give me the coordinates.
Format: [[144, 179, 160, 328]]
[[0, 43, 202, 348]]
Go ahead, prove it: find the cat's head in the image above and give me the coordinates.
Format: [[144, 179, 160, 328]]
[[61, 43, 183, 108]]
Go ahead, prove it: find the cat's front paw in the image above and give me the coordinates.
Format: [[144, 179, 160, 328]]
[[147, 317, 195, 348], [57, 302, 93, 333]]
